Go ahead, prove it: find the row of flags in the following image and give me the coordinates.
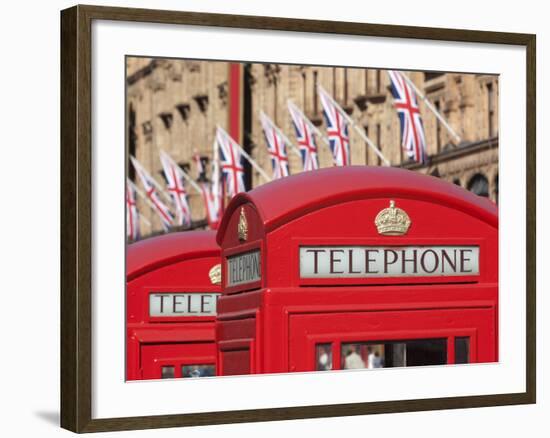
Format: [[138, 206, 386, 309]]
[[128, 70, 454, 240], [127, 149, 222, 240]]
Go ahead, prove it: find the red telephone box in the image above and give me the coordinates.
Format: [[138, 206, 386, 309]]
[[126, 230, 221, 380], [216, 167, 498, 375]]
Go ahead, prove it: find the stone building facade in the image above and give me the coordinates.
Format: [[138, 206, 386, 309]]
[[127, 57, 499, 239]]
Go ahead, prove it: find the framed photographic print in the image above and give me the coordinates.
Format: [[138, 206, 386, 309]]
[[60, 4, 536, 433]]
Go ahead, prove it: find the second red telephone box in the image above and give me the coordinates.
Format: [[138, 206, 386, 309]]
[[215, 167, 498, 375], [126, 230, 221, 380]]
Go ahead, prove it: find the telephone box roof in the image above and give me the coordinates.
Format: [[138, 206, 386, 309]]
[[127, 230, 219, 281], [217, 166, 498, 243]]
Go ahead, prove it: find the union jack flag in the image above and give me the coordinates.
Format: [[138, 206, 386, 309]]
[[388, 70, 428, 164], [159, 151, 192, 227], [216, 127, 245, 197], [131, 156, 174, 231], [260, 112, 290, 179], [199, 182, 220, 227], [318, 87, 350, 166], [288, 102, 319, 171], [208, 155, 224, 228], [126, 180, 140, 241]]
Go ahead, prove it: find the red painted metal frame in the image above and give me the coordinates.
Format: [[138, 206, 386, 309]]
[[222, 241, 264, 294], [216, 167, 498, 376], [220, 202, 266, 294], [301, 328, 479, 371], [126, 231, 221, 380], [293, 312, 486, 371], [140, 343, 216, 379]]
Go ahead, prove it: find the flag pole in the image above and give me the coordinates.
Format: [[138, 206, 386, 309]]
[[126, 179, 152, 227], [177, 165, 202, 194], [138, 213, 151, 227], [259, 111, 302, 158], [399, 72, 462, 145], [159, 149, 202, 194], [318, 86, 390, 166], [127, 179, 167, 220], [287, 100, 330, 147], [216, 126, 272, 182], [211, 137, 225, 215]]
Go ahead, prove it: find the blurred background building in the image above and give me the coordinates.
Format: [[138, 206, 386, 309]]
[[126, 57, 499, 239]]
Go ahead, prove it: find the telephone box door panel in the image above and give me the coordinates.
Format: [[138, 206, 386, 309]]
[[220, 349, 252, 376], [289, 306, 496, 373], [140, 342, 216, 380]]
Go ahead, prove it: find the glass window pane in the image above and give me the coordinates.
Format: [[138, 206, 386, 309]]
[[405, 339, 447, 366], [161, 365, 175, 379], [341, 343, 368, 369], [181, 364, 215, 378], [341, 338, 447, 370], [315, 343, 333, 371], [382, 342, 406, 368], [455, 337, 470, 364]]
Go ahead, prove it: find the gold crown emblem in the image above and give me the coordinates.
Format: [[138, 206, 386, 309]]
[[238, 207, 248, 242], [208, 263, 221, 285], [374, 200, 411, 236]]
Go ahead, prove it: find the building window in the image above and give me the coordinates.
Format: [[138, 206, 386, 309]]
[[487, 82, 495, 138], [159, 112, 173, 130], [364, 69, 369, 94], [425, 71, 444, 81], [453, 178, 461, 186], [467, 173, 489, 198]]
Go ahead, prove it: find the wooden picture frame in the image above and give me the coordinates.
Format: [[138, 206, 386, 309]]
[[60, 4, 536, 433]]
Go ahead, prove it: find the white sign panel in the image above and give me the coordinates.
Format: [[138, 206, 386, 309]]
[[149, 293, 220, 317], [300, 246, 479, 278], [226, 250, 261, 287]]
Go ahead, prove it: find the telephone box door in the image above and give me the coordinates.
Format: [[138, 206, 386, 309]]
[[140, 342, 216, 379], [289, 305, 496, 372]]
